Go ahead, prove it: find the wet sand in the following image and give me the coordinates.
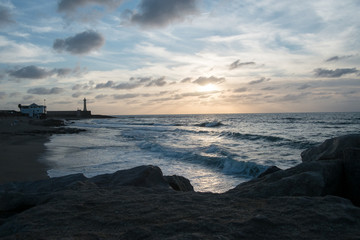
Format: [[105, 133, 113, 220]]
[[0, 117, 50, 184]]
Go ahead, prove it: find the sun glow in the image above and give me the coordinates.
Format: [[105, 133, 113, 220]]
[[198, 84, 218, 92]]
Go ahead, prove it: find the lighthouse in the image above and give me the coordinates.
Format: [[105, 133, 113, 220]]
[[83, 98, 87, 112]]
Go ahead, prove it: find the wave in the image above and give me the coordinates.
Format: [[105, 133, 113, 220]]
[[138, 141, 267, 178], [222, 132, 285, 142], [281, 117, 303, 121], [222, 158, 267, 176], [196, 121, 224, 128], [221, 131, 315, 149]]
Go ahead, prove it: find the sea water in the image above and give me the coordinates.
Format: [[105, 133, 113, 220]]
[[42, 112, 360, 193]]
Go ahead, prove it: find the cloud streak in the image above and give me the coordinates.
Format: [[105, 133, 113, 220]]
[[95, 77, 167, 90], [113, 93, 139, 100], [229, 60, 256, 70], [8, 65, 82, 79], [27, 87, 65, 95], [325, 55, 354, 62], [53, 30, 105, 55], [193, 76, 225, 86], [57, 0, 123, 22], [248, 77, 271, 85], [0, 5, 14, 27], [58, 0, 122, 12], [127, 0, 198, 28], [314, 68, 359, 78]]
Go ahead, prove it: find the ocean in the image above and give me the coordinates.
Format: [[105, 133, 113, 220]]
[[42, 112, 360, 193]]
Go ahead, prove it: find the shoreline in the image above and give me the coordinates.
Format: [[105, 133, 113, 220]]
[[0, 133, 50, 184], [0, 117, 84, 185]]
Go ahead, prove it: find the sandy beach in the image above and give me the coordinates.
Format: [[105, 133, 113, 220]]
[[0, 117, 52, 184]]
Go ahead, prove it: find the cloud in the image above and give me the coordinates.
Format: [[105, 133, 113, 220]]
[[8, 66, 50, 79], [95, 77, 167, 90], [0, 5, 15, 27], [72, 82, 93, 90], [53, 67, 82, 77], [262, 87, 276, 91], [145, 77, 167, 87], [113, 93, 139, 100], [27, 87, 65, 95], [113, 82, 143, 90], [233, 87, 247, 93], [58, 0, 123, 22], [193, 76, 225, 86], [248, 77, 271, 85], [325, 55, 354, 62], [181, 77, 192, 83], [298, 84, 311, 90], [314, 68, 359, 78], [53, 30, 105, 55], [95, 94, 108, 99], [8, 65, 81, 79], [95, 80, 115, 89], [127, 0, 198, 28], [58, 0, 121, 12], [229, 60, 256, 70], [72, 92, 83, 98], [130, 77, 152, 83], [280, 93, 309, 102]]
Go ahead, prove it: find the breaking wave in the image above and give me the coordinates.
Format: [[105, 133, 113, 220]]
[[221, 131, 315, 149], [138, 141, 267, 178]]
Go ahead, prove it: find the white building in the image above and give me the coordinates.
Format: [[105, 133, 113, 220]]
[[19, 103, 47, 118]]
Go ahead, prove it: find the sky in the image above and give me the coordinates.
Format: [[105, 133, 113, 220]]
[[0, 0, 359, 115]]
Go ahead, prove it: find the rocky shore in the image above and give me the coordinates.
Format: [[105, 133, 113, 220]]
[[1, 134, 360, 239]]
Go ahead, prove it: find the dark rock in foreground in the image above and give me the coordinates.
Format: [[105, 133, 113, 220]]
[[301, 134, 360, 162], [1, 135, 360, 239], [230, 134, 360, 206]]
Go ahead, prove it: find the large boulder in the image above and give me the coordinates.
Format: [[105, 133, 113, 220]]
[[230, 134, 360, 207], [301, 134, 360, 162], [0, 166, 195, 213], [164, 175, 194, 192], [90, 165, 170, 189], [228, 160, 344, 198]]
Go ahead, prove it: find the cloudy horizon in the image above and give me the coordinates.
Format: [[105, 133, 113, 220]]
[[0, 0, 359, 115]]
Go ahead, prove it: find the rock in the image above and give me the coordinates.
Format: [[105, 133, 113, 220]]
[[90, 165, 171, 189], [301, 134, 360, 162], [164, 175, 194, 192], [0, 173, 87, 213], [257, 166, 282, 178], [342, 148, 360, 206], [228, 160, 344, 198], [1, 161, 360, 239]]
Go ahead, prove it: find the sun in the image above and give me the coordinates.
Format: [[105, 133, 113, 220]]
[[198, 84, 218, 92]]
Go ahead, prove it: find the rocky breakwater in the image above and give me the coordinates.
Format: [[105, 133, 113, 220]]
[[229, 134, 360, 206], [1, 135, 360, 239]]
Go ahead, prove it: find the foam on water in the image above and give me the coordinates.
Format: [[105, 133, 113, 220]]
[[43, 112, 360, 193]]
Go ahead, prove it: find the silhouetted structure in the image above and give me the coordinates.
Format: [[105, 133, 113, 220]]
[[47, 98, 91, 118], [18, 103, 47, 118]]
